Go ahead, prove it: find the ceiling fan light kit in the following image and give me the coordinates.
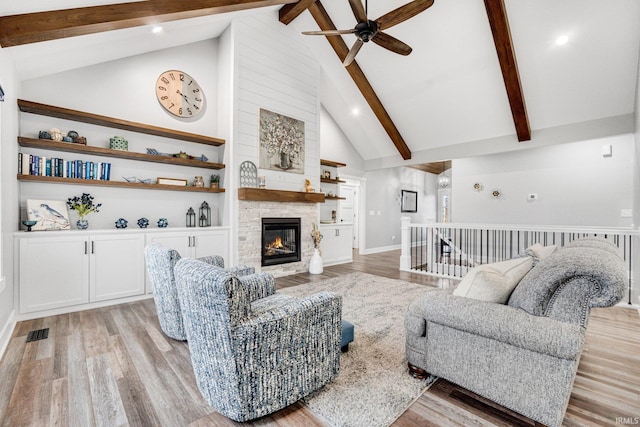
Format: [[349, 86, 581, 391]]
[[302, 0, 434, 66]]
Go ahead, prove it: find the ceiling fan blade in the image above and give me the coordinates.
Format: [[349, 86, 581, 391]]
[[376, 0, 434, 31], [343, 39, 364, 66], [371, 32, 412, 56], [302, 29, 357, 36], [349, 0, 368, 23]]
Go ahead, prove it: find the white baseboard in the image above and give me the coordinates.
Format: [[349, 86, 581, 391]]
[[0, 308, 16, 361], [362, 244, 401, 255]]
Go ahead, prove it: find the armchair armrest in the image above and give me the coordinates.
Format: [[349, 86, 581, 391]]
[[419, 292, 585, 360], [227, 265, 255, 276], [237, 272, 276, 302], [196, 255, 225, 268]]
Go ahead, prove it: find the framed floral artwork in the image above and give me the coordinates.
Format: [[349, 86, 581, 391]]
[[259, 108, 305, 174]]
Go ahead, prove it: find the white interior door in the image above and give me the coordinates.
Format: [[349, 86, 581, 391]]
[[339, 184, 358, 249]]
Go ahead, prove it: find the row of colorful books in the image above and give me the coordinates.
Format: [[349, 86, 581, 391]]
[[18, 153, 112, 180]]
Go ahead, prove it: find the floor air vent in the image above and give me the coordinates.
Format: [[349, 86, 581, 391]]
[[26, 328, 49, 343]]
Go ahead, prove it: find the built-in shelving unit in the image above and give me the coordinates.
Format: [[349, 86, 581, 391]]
[[320, 159, 346, 200], [17, 99, 226, 193], [18, 99, 225, 146], [18, 137, 225, 170], [17, 174, 224, 193]]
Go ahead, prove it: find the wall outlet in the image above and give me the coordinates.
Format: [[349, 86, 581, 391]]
[[621, 209, 632, 218], [369, 210, 375, 216]]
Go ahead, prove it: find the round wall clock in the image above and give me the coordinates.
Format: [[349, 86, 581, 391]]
[[155, 70, 205, 118]]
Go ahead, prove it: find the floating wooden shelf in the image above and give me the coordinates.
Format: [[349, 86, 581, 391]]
[[237, 188, 325, 203], [321, 177, 346, 184], [320, 159, 346, 168], [18, 174, 225, 193], [325, 195, 346, 200], [18, 99, 225, 146], [18, 137, 225, 170]]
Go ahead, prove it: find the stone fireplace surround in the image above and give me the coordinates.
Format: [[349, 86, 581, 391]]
[[238, 200, 318, 277]]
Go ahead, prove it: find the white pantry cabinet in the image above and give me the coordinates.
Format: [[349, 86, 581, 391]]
[[319, 223, 353, 266], [17, 231, 145, 314]]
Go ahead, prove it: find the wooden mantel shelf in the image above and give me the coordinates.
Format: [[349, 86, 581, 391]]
[[238, 188, 325, 203]]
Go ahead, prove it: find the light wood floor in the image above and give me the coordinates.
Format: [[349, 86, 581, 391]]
[[0, 250, 638, 426]]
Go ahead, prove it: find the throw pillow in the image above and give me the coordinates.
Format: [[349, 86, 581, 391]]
[[453, 256, 533, 303], [525, 243, 557, 260]]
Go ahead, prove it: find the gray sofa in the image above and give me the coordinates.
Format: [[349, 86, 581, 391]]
[[405, 237, 626, 427]]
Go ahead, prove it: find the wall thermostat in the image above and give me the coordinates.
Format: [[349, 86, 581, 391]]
[[527, 193, 538, 201]]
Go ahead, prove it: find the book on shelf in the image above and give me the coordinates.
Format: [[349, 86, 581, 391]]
[[157, 177, 188, 186], [18, 153, 111, 181]]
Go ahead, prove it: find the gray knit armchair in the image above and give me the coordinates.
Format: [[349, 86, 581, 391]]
[[405, 238, 626, 427], [144, 243, 255, 341], [174, 257, 342, 422]]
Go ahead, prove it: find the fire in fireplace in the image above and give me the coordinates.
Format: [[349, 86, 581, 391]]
[[262, 217, 301, 266]]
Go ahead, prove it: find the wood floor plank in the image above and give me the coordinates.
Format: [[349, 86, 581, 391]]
[[0, 249, 638, 427]]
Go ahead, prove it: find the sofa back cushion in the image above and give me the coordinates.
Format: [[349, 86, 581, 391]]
[[453, 256, 533, 303]]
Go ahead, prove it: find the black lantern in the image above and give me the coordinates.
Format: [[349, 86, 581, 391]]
[[186, 207, 196, 227], [199, 201, 211, 227]]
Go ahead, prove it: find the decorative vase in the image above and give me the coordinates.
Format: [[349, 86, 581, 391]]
[[309, 248, 323, 274], [279, 152, 291, 170], [76, 218, 89, 230]]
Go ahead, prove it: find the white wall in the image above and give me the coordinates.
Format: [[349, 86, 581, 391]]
[[452, 135, 634, 227], [364, 167, 437, 251], [18, 40, 225, 230], [0, 48, 19, 356], [319, 105, 364, 177]]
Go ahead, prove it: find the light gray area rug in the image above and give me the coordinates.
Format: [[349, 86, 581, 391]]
[[280, 272, 438, 427]]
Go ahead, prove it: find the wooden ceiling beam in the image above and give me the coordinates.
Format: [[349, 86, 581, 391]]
[[483, 0, 531, 142], [407, 161, 451, 175], [279, 0, 317, 25], [306, 1, 412, 160], [0, 0, 297, 47]]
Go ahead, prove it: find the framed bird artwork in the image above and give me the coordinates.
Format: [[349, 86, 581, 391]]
[[26, 199, 70, 231]]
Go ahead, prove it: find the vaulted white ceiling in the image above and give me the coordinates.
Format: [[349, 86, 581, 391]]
[[2, 1, 639, 169]]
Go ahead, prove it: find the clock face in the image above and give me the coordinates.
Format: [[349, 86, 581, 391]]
[[155, 70, 204, 118]]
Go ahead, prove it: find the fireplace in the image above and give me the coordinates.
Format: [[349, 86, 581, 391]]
[[261, 217, 301, 267]]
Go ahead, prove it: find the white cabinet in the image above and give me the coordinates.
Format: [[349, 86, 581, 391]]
[[90, 234, 146, 302], [18, 231, 145, 314], [319, 224, 353, 266], [19, 235, 89, 313], [146, 228, 229, 260], [145, 227, 230, 293]]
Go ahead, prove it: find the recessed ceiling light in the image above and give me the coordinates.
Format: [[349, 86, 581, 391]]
[[556, 35, 569, 46], [351, 107, 360, 116], [152, 26, 163, 34]]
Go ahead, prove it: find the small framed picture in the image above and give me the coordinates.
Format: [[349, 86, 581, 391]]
[[322, 170, 331, 179], [401, 190, 418, 213], [27, 199, 70, 230]]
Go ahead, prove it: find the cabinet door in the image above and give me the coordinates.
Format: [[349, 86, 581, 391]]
[[146, 233, 190, 257], [192, 229, 229, 265], [90, 234, 145, 302], [19, 236, 89, 313], [334, 227, 353, 262]]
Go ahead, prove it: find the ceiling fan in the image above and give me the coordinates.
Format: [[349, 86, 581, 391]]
[[302, 0, 434, 66]]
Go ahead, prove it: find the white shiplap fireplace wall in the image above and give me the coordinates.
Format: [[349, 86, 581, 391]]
[[224, 12, 322, 274]]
